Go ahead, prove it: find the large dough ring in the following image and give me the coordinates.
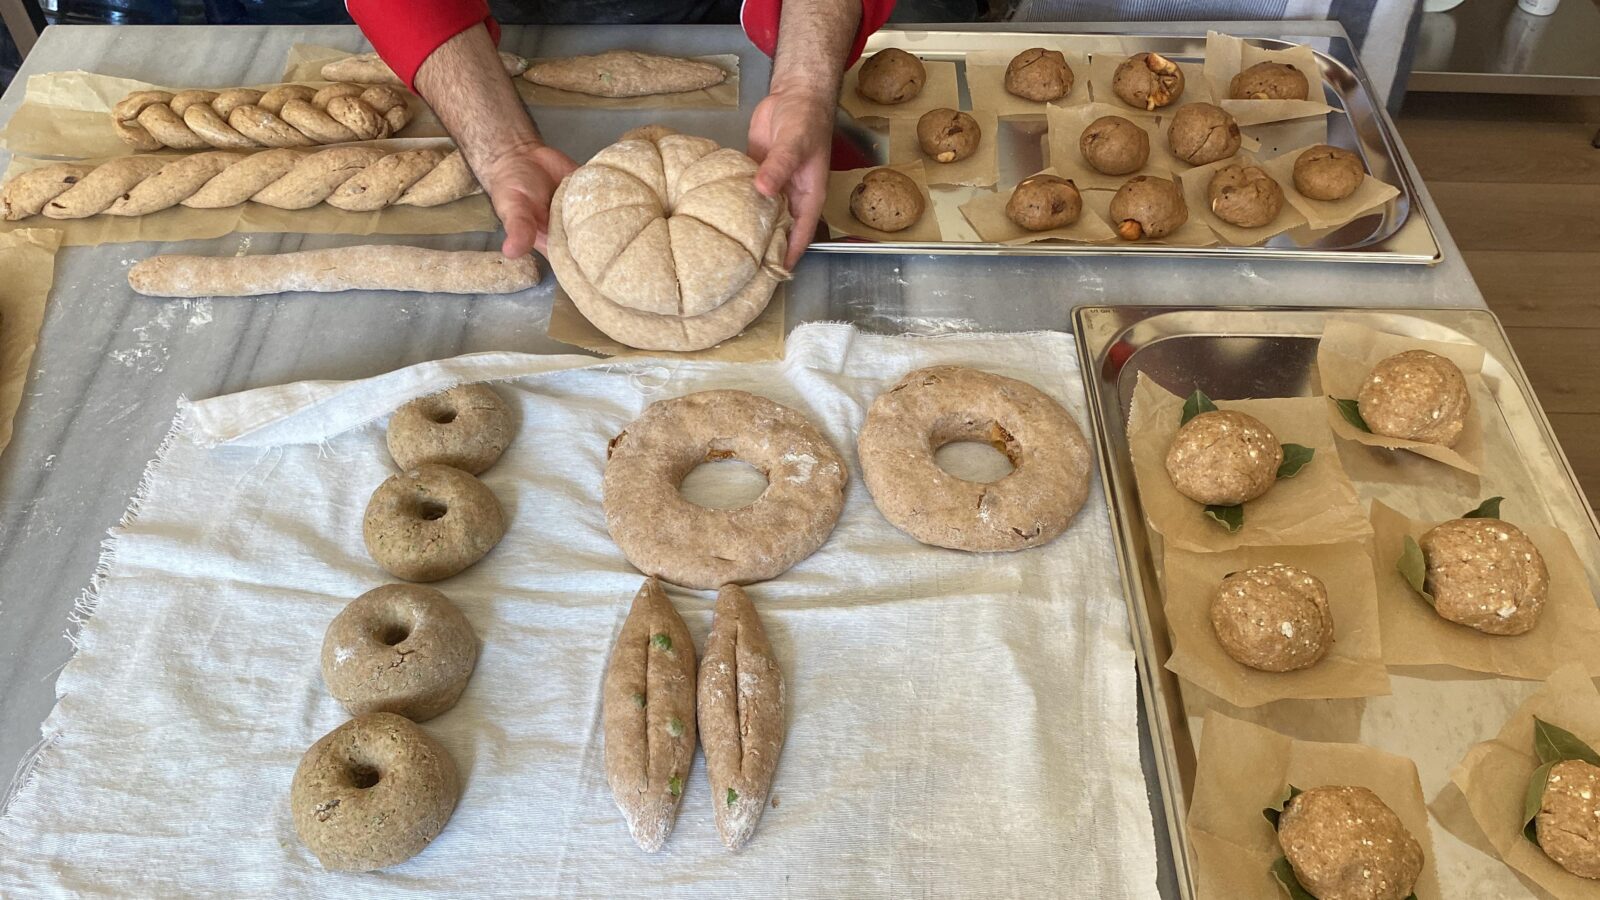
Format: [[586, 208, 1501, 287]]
[[321, 584, 479, 722], [387, 384, 515, 475], [363, 464, 505, 582], [603, 390, 847, 588], [858, 366, 1091, 551]]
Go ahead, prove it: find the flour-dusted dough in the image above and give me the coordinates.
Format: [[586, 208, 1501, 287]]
[[321, 584, 478, 721], [112, 83, 414, 151], [523, 50, 727, 98], [129, 246, 541, 298], [322, 50, 529, 84], [387, 384, 515, 475], [363, 464, 505, 582], [699, 583, 786, 851]]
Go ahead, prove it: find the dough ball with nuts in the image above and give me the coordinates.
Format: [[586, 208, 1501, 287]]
[[1167, 102, 1241, 166], [1229, 61, 1310, 100], [1208, 164, 1284, 228], [1004, 48, 1073, 102], [1293, 144, 1365, 201], [1110, 175, 1188, 240], [916, 108, 981, 164], [856, 48, 926, 105], [1211, 564, 1334, 672], [1356, 349, 1470, 446], [849, 167, 924, 233], [1005, 174, 1081, 231], [1277, 786, 1424, 900], [1420, 517, 1547, 635], [1536, 759, 1600, 880], [1080, 115, 1150, 176], [1112, 52, 1184, 111], [1165, 409, 1282, 505]]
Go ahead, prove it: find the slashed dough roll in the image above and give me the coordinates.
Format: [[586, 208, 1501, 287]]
[[699, 583, 786, 851]]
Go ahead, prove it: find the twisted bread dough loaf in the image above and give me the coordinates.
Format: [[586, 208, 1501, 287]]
[[322, 50, 528, 84], [113, 83, 414, 151], [130, 246, 541, 297], [1, 146, 479, 220]]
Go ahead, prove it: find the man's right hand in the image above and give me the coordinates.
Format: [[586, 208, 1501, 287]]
[[480, 139, 579, 258]]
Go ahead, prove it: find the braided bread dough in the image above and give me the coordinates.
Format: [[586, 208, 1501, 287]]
[[0, 146, 478, 220], [113, 83, 414, 151], [523, 50, 727, 98], [322, 50, 528, 85], [129, 246, 541, 297]]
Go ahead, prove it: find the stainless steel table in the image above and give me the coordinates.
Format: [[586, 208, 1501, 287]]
[[0, 21, 1485, 894], [1410, 0, 1600, 96]]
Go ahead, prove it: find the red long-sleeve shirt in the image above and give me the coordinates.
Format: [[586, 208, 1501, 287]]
[[347, 0, 896, 93]]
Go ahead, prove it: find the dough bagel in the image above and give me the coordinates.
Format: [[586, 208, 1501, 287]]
[[363, 464, 506, 582], [603, 390, 847, 589], [321, 584, 479, 722], [858, 366, 1091, 552], [387, 384, 515, 475]]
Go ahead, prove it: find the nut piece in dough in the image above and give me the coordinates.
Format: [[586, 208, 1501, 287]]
[[1080, 115, 1150, 176], [320, 584, 478, 722], [387, 384, 515, 475], [1356, 350, 1470, 446], [1005, 174, 1081, 231], [1112, 52, 1185, 111], [1208, 164, 1284, 228], [916, 108, 981, 164], [1277, 785, 1424, 900], [1004, 48, 1074, 102], [1110, 175, 1188, 240], [699, 584, 786, 851], [1230, 61, 1311, 101], [857, 48, 926, 105], [1293, 144, 1365, 201], [1167, 102, 1241, 166], [1420, 517, 1548, 635], [850, 167, 925, 233], [1536, 759, 1600, 880], [1211, 564, 1333, 672], [1165, 409, 1282, 506]]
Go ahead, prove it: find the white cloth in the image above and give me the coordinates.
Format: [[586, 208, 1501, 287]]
[[0, 324, 1154, 898]]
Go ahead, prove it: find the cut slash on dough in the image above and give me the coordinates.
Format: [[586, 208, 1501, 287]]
[[698, 583, 786, 851]]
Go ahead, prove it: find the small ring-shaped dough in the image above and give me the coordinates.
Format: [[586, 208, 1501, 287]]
[[386, 384, 515, 475], [321, 584, 479, 721], [363, 464, 506, 582], [858, 366, 1091, 551], [603, 390, 847, 589]]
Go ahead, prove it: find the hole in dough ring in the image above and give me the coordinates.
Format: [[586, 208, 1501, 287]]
[[321, 584, 480, 722], [858, 365, 1091, 551], [386, 384, 515, 475], [603, 389, 847, 589], [290, 712, 461, 871], [363, 464, 506, 582]]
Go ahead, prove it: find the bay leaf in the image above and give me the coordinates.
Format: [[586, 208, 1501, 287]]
[[1533, 717, 1600, 767], [1181, 387, 1218, 425], [1463, 496, 1504, 520], [1205, 503, 1244, 532], [1263, 784, 1303, 829], [1523, 759, 1557, 845], [1270, 857, 1317, 900], [1277, 443, 1315, 479], [1397, 535, 1434, 605], [1330, 396, 1371, 433]]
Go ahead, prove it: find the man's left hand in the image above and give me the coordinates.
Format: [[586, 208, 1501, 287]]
[[748, 85, 836, 270]]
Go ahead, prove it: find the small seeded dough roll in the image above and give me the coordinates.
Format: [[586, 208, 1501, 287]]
[[1230, 61, 1310, 100], [363, 464, 506, 582], [1356, 350, 1470, 447], [321, 584, 478, 722], [1211, 564, 1333, 672], [699, 584, 787, 851], [1293, 144, 1365, 201], [1165, 409, 1283, 506], [850, 167, 925, 233], [1110, 175, 1188, 240], [1004, 48, 1073, 102], [1420, 517, 1548, 635], [1208, 164, 1284, 228], [290, 712, 460, 871], [1277, 785, 1424, 900], [1006, 174, 1081, 231], [916, 108, 981, 164], [387, 384, 515, 475], [1537, 759, 1600, 879], [856, 48, 925, 105], [1167, 103, 1241, 166], [1112, 52, 1184, 111]]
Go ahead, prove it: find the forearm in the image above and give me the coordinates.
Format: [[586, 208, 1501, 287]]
[[414, 24, 544, 178], [769, 0, 861, 97]]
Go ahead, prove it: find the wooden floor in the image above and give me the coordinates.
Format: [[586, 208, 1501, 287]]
[[1397, 92, 1600, 510]]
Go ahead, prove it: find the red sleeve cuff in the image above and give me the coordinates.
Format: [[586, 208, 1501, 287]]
[[741, 0, 897, 70], [347, 0, 502, 92]]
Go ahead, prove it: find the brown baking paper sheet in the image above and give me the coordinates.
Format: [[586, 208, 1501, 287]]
[[1369, 499, 1600, 680], [1082, 187, 1219, 247], [1317, 318, 1487, 475], [1187, 711, 1444, 900], [1086, 54, 1211, 113], [887, 111, 999, 187], [1163, 541, 1391, 708], [1127, 372, 1369, 553], [1045, 101, 1174, 190], [1436, 664, 1600, 900], [1241, 116, 1331, 162], [956, 168, 1116, 245], [517, 54, 740, 110], [546, 283, 784, 362], [0, 69, 442, 160], [0, 227, 60, 456], [965, 48, 1089, 119], [1261, 143, 1400, 232], [838, 58, 959, 121], [822, 159, 943, 243], [1203, 31, 1337, 127], [1175, 152, 1308, 247]]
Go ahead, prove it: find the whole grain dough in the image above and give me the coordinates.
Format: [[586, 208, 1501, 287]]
[[1004, 48, 1074, 102], [1210, 564, 1333, 672], [856, 48, 926, 104], [1165, 409, 1283, 506], [1277, 785, 1424, 900], [1420, 517, 1548, 635], [603, 390, 847, 589], [1006, 174, 1081, 231], [1112, 52, 1184, 111], [523, 50, 727, 98], [363, 464, 506, 582], [1356, 349, 1470, 446], [1080, 115, 1150, 176], [322, 50, 528, 84], [1208, 164, 1284, 228], [916, 108, 981, 164], [850, 167, 925, 232], [699, 583, 786, 851], [1293, 144, 1365, 201], [387, 384, 515, 475], [1537, 759, 1600, 880], [113, 83, 414, 152], [290, 712, 460, 871], [1110, 175, 1188, 240], [1230, 61, 1310, 101], [321, 584, 478, 722], [1167, 102, 1241, 166], [129, 246, 542, 298], [858, 365, 1091, 552]]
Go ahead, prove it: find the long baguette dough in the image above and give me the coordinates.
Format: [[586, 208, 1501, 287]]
[[523, 50, 727, 98], [129, 246, 542, 297], [322, 50, 528, 84]]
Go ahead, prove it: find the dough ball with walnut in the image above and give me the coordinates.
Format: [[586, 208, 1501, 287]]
[[1208, 164, 1284, 228], [1356, 349, 1470, 446], [916, 108, 981, 164], [1293, 144, 1365, 201], [849, 168, 924, 233], [1167, 103, 1241, 166], [1080, 115, 1149, 176], [1420, 516, 1547, 635], [1164, 409, 1282, 505], [1112, 52, 1184, 110], [1005, 48, 1073, 102], [1277, 786, 1424, 900], [1536, 759, 1600, 880], [856, 48, 925, 105], [1230, 61, 1310, 100], [1110, 175, 1188, 240], [1211, 564, 1333, 672], [1005, 174, 1081, 231]]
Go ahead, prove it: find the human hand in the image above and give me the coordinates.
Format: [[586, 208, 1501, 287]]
[[748, 84, 837, 270], [478, 140, 579, 258]]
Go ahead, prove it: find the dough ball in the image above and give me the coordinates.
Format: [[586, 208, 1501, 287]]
[[1537, 759, 1600, 880], [1420, 517, 1548, 635], [1080, 115, 1150, 176], [1110, 175, 1188, 240], [849, 167, 925, 233], [1278, 785, 1424, 900], [1004, 48, 1073, 102], [1164, 409, 1282, 505], [1167, 102, 1241, 166], [857, 48, 925, 105], [1112, 51, 1185, 111], [1005, 174, 1081, 231], [1208, 164, 1284, 228], [1356, 349, 1470, 446], [1293, 144, 1365, 201], [1230, 61, 1310, 100], [1211, 564, 1333, 672], [916, 108, 981, 164]]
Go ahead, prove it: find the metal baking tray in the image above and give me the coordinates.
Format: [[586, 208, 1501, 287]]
[[813, 30, 1442, 264], [1073, 305, 1600, 898]]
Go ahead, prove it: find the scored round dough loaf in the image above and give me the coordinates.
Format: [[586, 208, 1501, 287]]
[[1165, 409, 1282, 506], [1166, 103, 1241, 166], [1277, 785, 1423, 900]]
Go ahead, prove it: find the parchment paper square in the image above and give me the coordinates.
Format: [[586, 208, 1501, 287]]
[[838, 58, 959, 121], [956, 168, 1117, 245], [1203, 32, 1336, 127], [887, 111, 999, 187], [966, 48, 1088, 118], [822, 160, 943, 243], [1261, 144, 1400, 232], [1175, 152, 1307, 247]]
